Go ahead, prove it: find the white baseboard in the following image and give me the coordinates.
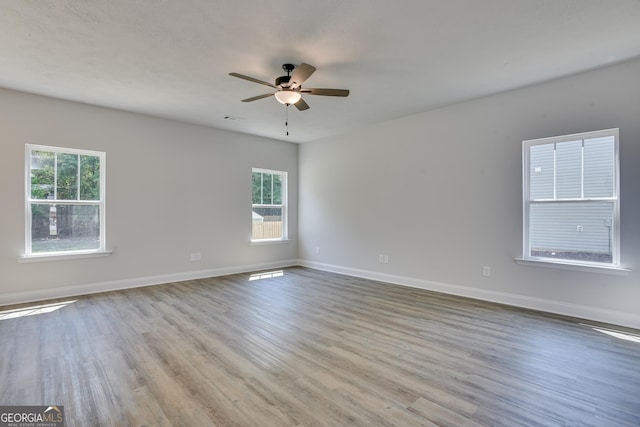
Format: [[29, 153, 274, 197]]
[[298, 260, 640, 330], [0, 259, 298, 307]]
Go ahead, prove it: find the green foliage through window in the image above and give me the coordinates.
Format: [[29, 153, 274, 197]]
[[30, 150, 101, 201], [252, 171, 282, 205]]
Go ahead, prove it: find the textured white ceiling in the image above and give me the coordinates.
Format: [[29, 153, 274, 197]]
[[2, 1, 640, 143]]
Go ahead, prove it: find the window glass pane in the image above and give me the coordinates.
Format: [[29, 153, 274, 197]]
[[30, 150, 55, 200], [555, 140, 582, 198], [80, 155, 101, 200], [56, 153, 78, 200], [252, 206, 283, 239], [30, 203, 101, 253], [262, 173, 273, 204], [529, 202, 613, 263], [273, 174, 282, 204], [252, 172, 262, 204], [529, 144, 554, 199], [584, 136, 614, 198]]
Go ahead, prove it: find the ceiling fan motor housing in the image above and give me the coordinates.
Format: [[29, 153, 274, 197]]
[[275, 75, 292, 87]]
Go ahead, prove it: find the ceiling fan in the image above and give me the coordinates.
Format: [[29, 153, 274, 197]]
[[229, 63, 349, 111]]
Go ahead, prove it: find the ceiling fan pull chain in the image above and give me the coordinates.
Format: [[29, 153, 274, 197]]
[[285, 105, 290, 136]]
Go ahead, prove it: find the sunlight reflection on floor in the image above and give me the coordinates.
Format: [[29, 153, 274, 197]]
[[248, 270, 284, 281], [587, 325, 640, 344], [0, 300, 77, 320]]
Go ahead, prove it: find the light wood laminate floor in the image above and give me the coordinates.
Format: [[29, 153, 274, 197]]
[[1, 267, 639, 426]]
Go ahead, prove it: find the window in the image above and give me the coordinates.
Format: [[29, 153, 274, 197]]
[[522, 129, 619, 267], [25, 145, 106, 256], [252, 168, 287, 241]]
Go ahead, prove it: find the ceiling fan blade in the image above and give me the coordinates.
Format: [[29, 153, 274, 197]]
[[294, 98, 310, 111], [229, 73, 278, 88], [301, 88, 350, 97], [241, 93, 275, 102], [289, 63, 316, 89]]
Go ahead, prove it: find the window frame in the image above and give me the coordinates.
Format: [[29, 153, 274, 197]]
[[251, 168, 288, 242], [23, 144, 107, 259], [521, 128, 621, 269]]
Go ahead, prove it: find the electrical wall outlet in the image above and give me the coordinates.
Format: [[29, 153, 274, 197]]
[[483, 266, 491, 277], [190, 252, 202, 262]]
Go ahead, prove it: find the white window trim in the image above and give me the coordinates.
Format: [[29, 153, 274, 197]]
[[18, 250, 112, 263], [520, 128, 624, 272], [514, 258, 629, 276], [249, 239, 292, 246], [251, 168, 288, 242], [22, 144, 108, 260]]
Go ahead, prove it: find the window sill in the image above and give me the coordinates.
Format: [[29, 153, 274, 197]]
[[18, 250, 112, 263], [250, 239, 292, 246], [514, 258, 630, 276]]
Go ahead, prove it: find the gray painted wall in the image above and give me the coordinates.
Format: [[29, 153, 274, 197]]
[[299, 58, 640, 328], [0, 89, 298, 303]]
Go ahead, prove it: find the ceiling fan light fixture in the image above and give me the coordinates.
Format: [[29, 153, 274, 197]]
[[274, 90, 301, 105]]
